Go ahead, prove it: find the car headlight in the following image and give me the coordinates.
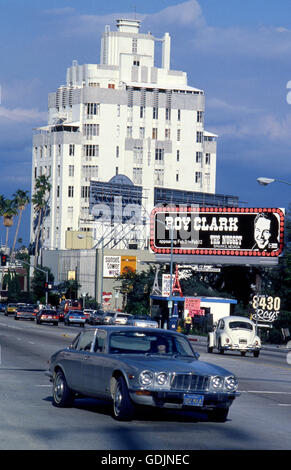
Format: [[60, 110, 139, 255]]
[[211, 376, 224, 389], [156, 372, 169, 386], [225, 376, 238, 391], [139, 370, 154, 386]]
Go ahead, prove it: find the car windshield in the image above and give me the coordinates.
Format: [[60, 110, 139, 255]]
[[229, 321, 253, 331], [109, 331, 195, 357], [69, 311, 83, 316]]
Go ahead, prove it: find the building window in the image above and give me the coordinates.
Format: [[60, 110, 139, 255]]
[[139, 127, 145, 138], [86, 103, 100, 116], [132, 38, 138, 54], [133, 60, 140, 66], [195, 172, 202, 184], [140, 106, 145, 118], [177, 109, 181, 121], [154, 169, 164, 186], [152, 128, 158, 139], [82, 165, 99, 181], [127, 126, 133, 138], [133, 167, 142, 185], [69, 165, 74, 177], [116, 146, 119, 158], [205, 153, 211, 165], [84, 144, 99, 157], [68, 186, 74, 197], [197, 111, 203, 123], [165, 128, 171, 140], [196, 151, 202, 164], [116, 166, 119, 175], [83, 124, 99, 139], [81, 186, 90, 199], [57, 185, 60, 197], [133, 146, 143, 163], [196, 131, 203, 143], [176, 150, 180, 162], [155, 148, 164, 162], [108, 83, 115, 89], [176, 172, 179, 182], [117, 104, 121, 117], [153, 107, 158, 119], [177, 129, 181, 141], [69, 144, 75, 157], [165, 108, 171, 121]]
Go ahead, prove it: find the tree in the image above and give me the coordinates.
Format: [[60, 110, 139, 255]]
[[31, 175, 51, 267], [1, 198, 18, 252], [11, 190, 30, 262]]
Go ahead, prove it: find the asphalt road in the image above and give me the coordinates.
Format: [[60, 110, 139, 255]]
[[0, 313, 291, 451]]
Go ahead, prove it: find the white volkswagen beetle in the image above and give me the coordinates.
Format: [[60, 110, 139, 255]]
[[207, 316, 261, 357]]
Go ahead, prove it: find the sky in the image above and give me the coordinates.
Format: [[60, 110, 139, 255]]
[[0, 0, 291, 247]]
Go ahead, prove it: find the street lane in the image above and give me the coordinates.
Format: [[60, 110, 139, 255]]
[[1, 314, 291, 450]]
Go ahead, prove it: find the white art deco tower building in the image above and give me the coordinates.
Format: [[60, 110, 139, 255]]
[[30, 18, 219, 251]]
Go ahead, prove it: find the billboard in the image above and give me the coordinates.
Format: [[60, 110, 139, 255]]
[[103, 255, 137, 277], [150, 206, 284, 258]]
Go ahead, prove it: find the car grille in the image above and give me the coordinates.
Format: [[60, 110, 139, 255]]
[[170, 374, 210, 392]]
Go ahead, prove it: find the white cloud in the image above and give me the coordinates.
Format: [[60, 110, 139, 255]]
[[146, 0, 205, 27], [0, 106, 46, 123]]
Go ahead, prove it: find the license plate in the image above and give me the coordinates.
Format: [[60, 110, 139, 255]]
[[183, 394, 204, 407]]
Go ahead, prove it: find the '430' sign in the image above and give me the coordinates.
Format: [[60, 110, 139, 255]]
[[251, 295, 281, 323]]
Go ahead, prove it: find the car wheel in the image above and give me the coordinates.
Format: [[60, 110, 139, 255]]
[[208, 408, 229, 423], [254, 350, 260, 358], [241, 351, 246, 356], [207, 338, 213, 353], [112, 376, 135, 421], [52, 370, 74, 408], [218, 340, 224, 354], [14, 316, 18, 320]]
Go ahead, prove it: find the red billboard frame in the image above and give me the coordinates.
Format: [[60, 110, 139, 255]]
[[150, 206, 285, 258]]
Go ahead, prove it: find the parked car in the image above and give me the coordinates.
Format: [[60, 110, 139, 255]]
[[126, 315, 158, 328], [15, 306, 35, 321], [46, 326, 240, 422], [5, 303, 18, 316], [64, 310, 86, 327], [36, 309, 59, 326], [207, 316, 261, 357]]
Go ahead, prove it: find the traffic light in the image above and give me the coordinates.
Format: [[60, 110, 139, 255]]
[[44, 282, 48, 291], [1, 254, 7, 266]]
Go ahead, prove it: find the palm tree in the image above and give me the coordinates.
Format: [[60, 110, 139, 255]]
[[2, 198, 18, 253], [31, 175, 51, 267], [11, 190, 30, 262]]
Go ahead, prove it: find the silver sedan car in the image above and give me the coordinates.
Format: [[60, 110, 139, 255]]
[[46, 326, 240, 422]]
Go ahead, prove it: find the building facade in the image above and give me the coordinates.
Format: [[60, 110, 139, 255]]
[[30, 18, 219, 251]]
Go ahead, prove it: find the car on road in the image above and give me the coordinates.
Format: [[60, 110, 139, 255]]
[[36, 309, 59, 326], [0, 303, 6, 313], [126, 315, 159, 328], [88, 310, 105, 325], [46, 326, 240, 422], [207, 316, 261, 357], [83, 309, 95, 322], [113, 312, 133, 325], [5, 303, 18, 316], [64, 310, 87, 327], [14, 305, 35, 321]]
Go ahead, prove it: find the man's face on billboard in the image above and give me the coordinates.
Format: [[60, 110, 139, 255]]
[[254, 217, 271, 249]]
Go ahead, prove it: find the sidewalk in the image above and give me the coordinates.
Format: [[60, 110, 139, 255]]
[[187, 334, 291, 353]]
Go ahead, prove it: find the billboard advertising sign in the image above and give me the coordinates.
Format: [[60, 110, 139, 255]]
[[251, 295, 281, 323], [184, 297, 204, 317], [104, 255, 137, 277], [150, 206, 284, 258]]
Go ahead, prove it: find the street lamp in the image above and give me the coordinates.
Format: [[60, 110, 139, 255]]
[[257, 177, 291, 187]]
